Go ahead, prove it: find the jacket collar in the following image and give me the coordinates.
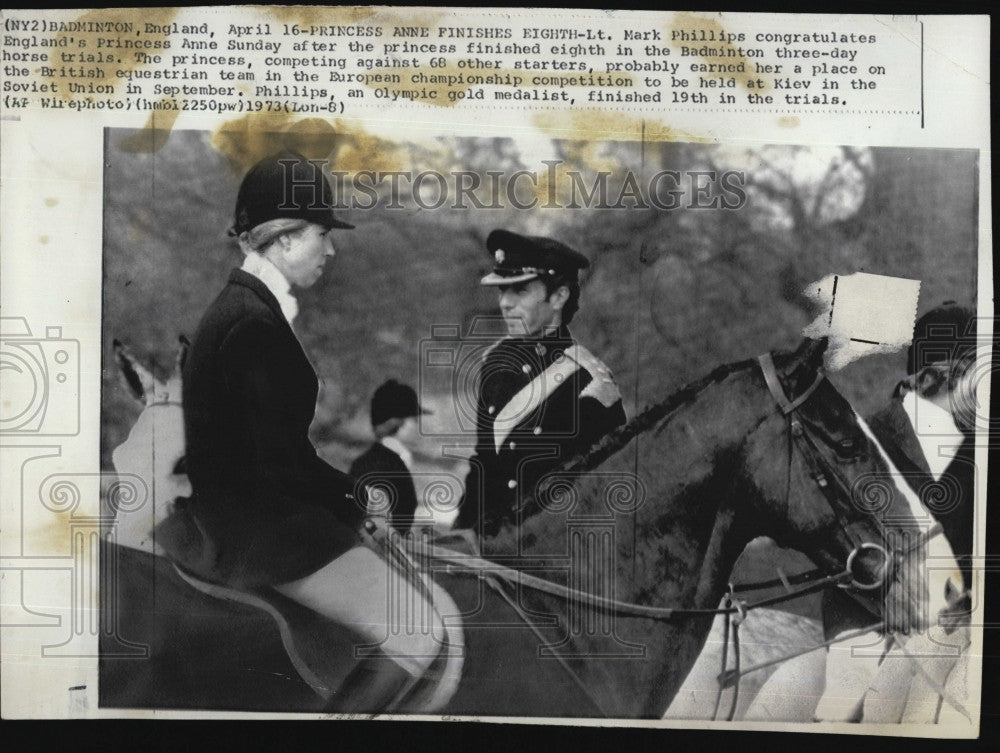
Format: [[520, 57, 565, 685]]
[[505, 325, 574, 358], [228, 267, 290, 325], [239, 254, 299, 324]]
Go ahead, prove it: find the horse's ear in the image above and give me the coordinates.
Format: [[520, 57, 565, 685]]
[[794, 336, 829, 368], [113, 339, 145, 401], [113, 339, 155, 403], [177, 334, 190, 372]]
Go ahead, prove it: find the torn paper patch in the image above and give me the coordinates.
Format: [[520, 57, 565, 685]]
[[802, 273, 921, 370]]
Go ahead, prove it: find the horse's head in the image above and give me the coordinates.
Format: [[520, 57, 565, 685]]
[[510, 337, 937, 636], [740, 337, 937, 633], [110, 337, 190, 553]]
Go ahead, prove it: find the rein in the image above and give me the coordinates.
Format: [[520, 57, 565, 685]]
[[420, 522, 941, 721], [425, 544, 854, 622]]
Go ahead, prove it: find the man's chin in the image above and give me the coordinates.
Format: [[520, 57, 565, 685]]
[[504, 320, 531, 337]]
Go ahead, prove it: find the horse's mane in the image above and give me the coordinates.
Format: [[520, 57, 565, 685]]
[[524, 355, 758, 504], [501, 354, 760, 552], [555, 338, 831, 483]]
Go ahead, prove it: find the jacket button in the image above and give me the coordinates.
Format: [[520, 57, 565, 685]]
[[509, 441, 516, 450], [488, 405, 495, 415], [522, 363, 531, 374], [507, 479, 517, 489], [533, 426, 542, 435]]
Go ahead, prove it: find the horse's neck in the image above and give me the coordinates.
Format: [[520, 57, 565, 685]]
[[111, 402, 188, 555], [505, 495, 745, 717], [493, 375, 762, 715]]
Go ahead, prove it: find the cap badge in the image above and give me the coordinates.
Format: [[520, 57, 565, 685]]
[[495, 249, 505, 265]]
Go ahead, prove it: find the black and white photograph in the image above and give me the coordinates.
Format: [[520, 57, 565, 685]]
[[97, 125, 982, 722], [0, 6, 990, 736]]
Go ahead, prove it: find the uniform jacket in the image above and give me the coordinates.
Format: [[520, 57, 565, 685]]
[[157, 268, 363, 588], [349, 442, 419, 535], [455, 327, 627, 535]]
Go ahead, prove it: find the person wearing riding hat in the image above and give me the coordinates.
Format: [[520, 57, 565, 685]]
[[156, 151, 441, 693], [824, 301, 977, 622], [454, 229, 628, 536], [869, 301, 978, 588], [812, 300, 979, 722], [350, 380, 430, 535]]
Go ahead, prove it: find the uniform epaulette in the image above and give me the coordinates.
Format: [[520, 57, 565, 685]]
[[566, 344, 621, 407]]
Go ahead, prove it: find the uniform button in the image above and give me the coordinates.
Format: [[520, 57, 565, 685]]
[[509, 441, 516, 450], [533, 426, 542, 435], [522, 364, 531, 374], [488, 405, 495, 415], [507, 479, 517, 489], [535, 344, 547, 357]]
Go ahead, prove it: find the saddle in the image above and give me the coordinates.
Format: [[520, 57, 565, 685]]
[[167, 516, 465, 714]]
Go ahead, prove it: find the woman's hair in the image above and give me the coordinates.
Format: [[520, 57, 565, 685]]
[[232, 218, 310, 255], [896, 353, 975, 401]]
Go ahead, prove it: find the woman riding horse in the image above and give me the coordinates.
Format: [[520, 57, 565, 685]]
[[110, 334, 936, 716], [155, 151, 442, 698], [109, 155, 942, 717]]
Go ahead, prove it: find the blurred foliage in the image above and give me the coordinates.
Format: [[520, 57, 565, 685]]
[[101, 127, 978, 473]]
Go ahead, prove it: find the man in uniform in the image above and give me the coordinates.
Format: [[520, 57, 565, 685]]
[[454, 229, 628, 536], [350, 379, 430, 536]]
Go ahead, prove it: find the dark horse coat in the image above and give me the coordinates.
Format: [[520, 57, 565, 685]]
[[157, 268, 364, 588]]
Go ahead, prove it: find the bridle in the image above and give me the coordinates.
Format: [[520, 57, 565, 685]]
[[758, 352, 897, 593], [362, 350, 944, 719]]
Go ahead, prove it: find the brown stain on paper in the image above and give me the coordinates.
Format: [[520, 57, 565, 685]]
[[532, 112, 706, 208], [779, 116, 800, 128], [211, 113, 409, 175], [47, 8, 180, 101], [35, 508, 75, 554], [533, 111, 704, 145], [364, 63, 473, 109], [364, 64, 638, 109], [670, 12, 769, 91], [366, 7, 448, 32], [262, 5, 448, 39], [264, 5, 379, 27], [116, 105, 181, 153]]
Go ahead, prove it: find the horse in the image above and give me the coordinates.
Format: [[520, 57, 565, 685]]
[[102, 335, 936, 717]]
